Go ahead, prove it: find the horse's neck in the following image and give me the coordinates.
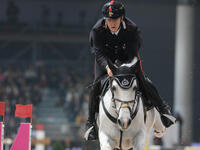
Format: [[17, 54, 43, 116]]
[[134, 97, 146, 130], [135, 97, 145, 118]]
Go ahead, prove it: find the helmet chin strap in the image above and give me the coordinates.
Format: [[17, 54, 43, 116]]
[[105, 21, 108, 29], [122, 20, 126, 29], [120, 17, 126, 30]]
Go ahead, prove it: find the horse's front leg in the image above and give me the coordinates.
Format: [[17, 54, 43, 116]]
[[99, 132, 115, 150], [133, 130, 146, 150], [153, 109, 166, 138]]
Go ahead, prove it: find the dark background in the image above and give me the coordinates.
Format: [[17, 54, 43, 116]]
[[0, 0, 199, 145]]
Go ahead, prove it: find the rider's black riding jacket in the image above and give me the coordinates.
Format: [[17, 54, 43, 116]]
[[87, 17, 174, 129], [90, 17, 142, 71]]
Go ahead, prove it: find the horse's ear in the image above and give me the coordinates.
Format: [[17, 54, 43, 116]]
[[107, 60, 117, 75], [130, 60, 140, 73]]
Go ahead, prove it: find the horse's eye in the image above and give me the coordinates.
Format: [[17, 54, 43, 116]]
[[112, 86, 116, 91]]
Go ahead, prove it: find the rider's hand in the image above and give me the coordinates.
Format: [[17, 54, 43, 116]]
[[106, 65, 113, 77]]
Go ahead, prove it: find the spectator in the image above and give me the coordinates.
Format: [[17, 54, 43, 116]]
[[6, 0, 20, 25], [55, 12, 64, 27], [40, 5, 51, 27]]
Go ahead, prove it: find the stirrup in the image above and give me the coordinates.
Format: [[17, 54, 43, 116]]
[[84, 126, 94, 140], [160, 113, 176, 128], [162, 114, 176, 124], [84, 124, 98, 141]]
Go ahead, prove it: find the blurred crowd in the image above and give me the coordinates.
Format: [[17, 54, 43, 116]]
[[0, 62, 91, 139], [0, 64, 41, 137]]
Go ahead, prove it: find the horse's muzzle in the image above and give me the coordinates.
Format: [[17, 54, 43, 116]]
[[117, 118, 132, 129]]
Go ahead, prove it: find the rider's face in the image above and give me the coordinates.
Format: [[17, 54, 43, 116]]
[[106, 17, 122, 32]]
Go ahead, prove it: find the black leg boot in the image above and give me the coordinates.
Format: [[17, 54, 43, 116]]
[[143, 77, 176, 128], [84, 83, 100, 141], [135, 61, 176, 128]]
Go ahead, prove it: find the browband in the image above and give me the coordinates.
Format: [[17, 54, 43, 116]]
[[113, 74, 136, 89]]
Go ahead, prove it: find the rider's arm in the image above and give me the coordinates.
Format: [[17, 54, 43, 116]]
[[128, 27, 145, 77], [127, 27, 142, 63], [90, 29, 108, 70]]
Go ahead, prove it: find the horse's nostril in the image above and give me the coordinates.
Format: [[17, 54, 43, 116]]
[[127, 119, 131, 126], [117, 119, 122, 126]]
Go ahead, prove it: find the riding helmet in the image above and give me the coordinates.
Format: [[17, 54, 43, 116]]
[[102, 0, 125, 19]]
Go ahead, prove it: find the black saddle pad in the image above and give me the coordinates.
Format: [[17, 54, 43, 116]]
[[142, 95, 154, 111], [100, 76, 110, 96]]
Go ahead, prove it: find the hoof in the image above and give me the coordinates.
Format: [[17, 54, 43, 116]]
[[154, 128, 166, 138]]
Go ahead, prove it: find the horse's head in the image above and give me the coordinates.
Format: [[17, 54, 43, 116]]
[[108, 58, 141, 130]]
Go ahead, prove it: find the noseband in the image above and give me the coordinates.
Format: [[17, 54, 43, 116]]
[[101, 74, 141, 124]]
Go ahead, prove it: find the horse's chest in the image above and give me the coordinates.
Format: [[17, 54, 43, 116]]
[[121, 137, 133, 148], [114, 131, 136, 149]]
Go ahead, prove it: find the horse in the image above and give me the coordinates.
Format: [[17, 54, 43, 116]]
[[97, 57, 166, 150]]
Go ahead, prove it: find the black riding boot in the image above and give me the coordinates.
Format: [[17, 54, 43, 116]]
[[144, 77, 176, 127], [136, 67, 176, 128], [85, 82, 100, 141]]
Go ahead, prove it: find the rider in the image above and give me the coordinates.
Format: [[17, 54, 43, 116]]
[[85, 0, 176, 140]]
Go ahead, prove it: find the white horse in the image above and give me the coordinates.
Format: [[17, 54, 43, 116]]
[[97, 57, 166, 150]]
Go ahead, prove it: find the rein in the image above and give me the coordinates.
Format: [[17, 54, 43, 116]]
[[101, 75, 141, 124], [101, 76, 141, 150]]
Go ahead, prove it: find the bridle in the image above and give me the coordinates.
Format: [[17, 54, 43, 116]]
[[101, 74, 141, 124]]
